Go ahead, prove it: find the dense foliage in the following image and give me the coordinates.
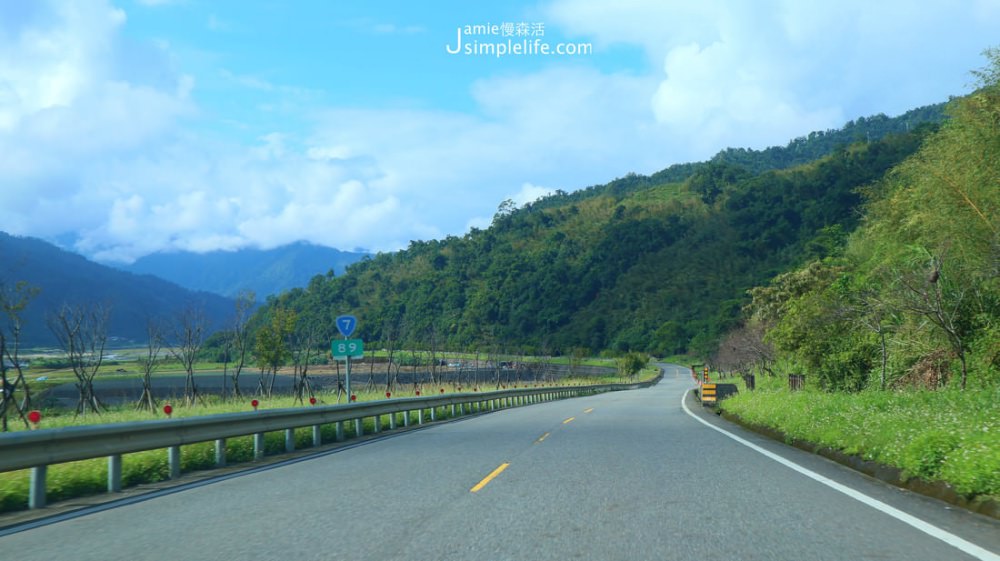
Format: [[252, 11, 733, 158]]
[[733, 50, 1000, 391], [257, 111, 938, 358]]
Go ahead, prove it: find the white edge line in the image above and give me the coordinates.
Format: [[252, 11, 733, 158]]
[[681, 388, 1000, 561]]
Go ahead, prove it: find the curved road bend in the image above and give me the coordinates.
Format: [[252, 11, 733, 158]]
[[2, 364, 998, 561]]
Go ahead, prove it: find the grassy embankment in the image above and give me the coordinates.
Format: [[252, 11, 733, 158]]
[[713, 373, 999, 501]]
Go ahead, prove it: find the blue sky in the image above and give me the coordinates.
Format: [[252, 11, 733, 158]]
[[1, 0, 998, 262]]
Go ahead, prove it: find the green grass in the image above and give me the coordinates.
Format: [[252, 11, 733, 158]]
[[719, 375, 1000, 498]]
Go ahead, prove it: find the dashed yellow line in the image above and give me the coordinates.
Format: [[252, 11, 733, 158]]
[[584, 408, 594, 414], [536, 432, 550, 443], [470, 463, 510, 493], [563, 417, 575, 424]]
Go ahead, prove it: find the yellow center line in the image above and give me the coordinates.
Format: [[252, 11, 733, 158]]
[[563, 417, 575, 424], [536, 432, 550, 443], [470, 463, 510, 493], [583, 408, 594, 414]]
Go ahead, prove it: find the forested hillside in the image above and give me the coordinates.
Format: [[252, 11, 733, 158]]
[[257, 109, 941, 358], [726, 51, 1000, 391], [0, 234, 234, 346]]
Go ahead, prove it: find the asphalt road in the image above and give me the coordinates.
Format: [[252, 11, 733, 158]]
[[3, 364, 998, 560]]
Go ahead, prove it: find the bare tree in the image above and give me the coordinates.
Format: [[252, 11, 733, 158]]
[[850, 288, 897, 390], [226, 290, 256, 398], [568, 347, 588, 379], [714, 322, 775, 384], [0, 281, 38, 430], [381, 316, 402, 393], [427, 323, 441, 386], [896, 253, 972, 389], [290, 321, 320, 404], [136, 316, 165, 412], [48, 303, 110, 415], [171, 307, 206, 406]]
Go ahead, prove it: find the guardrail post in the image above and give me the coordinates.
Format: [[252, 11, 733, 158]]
[[285, 429, 295, 452], [312, 425, 321, 447], [29, 465, 46, 509], [458, 402, 465, 415], [373, 415, 381, 433], [168, 445, 181, 479], [108, 454, 122, 492], [430, 406, 436, 421], [389, 412, 397, 430], [336, 421, 345, 441], [354, 418, 363, 436], [451, 404, 456, 417], [215, 439, 227, 467], [403, 410, 410, 427], [418, 409, 424, 424], [254, 433, 265, 460]]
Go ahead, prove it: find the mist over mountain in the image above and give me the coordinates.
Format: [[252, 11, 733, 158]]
[[114, 242, 369, 299], [0, 233, 234, 347]]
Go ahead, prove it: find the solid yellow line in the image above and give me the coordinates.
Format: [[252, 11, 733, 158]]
[[583, 408, 594, 414], [470, 463, 510, 493], [536, 432, 550, 443], [563, 417, 575, 424]]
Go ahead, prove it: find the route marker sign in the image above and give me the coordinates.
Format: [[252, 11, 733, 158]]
[[332, 339, 364, 360], [335, 315, 357, 338]]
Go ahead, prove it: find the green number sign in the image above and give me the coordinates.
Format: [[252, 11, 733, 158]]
[[332, 339, 364, 360]]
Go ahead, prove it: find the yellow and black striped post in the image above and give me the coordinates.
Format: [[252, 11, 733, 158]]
[[701, 383, 717, 405]]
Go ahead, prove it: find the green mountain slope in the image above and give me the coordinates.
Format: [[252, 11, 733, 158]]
[[738, 53, 1000, 390], [260, 114, 939, 357], [1, 233, 235, 347]]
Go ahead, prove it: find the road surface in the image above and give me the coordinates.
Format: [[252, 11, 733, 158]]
[[2, 363, 998, 560]]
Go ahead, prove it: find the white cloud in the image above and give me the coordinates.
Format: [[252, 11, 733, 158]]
[[545, 0, 1000, 149], [512, 183, 555, 207], [1, 0, 998, 265]]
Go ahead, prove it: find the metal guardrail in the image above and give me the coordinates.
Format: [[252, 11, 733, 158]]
[[1, 374, 661, 510]]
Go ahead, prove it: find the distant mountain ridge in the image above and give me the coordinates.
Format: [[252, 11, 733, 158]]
[[114, 242, 369, 299], [532, 102, 947, 209], [0, 232, 234, 347]]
